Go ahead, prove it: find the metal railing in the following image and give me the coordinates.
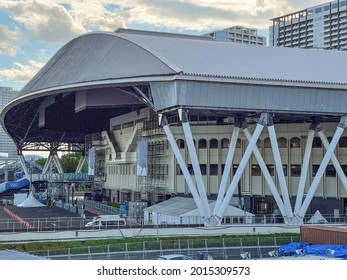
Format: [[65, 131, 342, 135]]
[[1, 213, 346, 233], [28, 235, 300, 260]]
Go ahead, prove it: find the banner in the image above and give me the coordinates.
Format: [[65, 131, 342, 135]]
[[137, 141, 148, 176], [88, 147, 95, 176]]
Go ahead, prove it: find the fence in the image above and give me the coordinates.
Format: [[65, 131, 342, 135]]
[[29, 235, 300, 260]]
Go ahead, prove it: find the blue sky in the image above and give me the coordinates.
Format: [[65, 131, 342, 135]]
[[0, 0, 325, 91]]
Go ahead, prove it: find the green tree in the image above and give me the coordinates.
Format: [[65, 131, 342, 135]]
[[36, 157, 47, 167], [61, 152, 87, 173]]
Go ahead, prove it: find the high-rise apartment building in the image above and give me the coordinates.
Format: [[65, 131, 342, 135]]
[[270, 0, 347, 50], [205, 26, 267, 45], [0, 87, 18, 162]]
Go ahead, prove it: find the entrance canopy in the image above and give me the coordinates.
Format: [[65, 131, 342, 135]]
[[1, 29, 347, 149]]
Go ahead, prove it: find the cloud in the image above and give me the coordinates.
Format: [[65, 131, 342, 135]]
[[0, 60, 44, 83], [1, 0, 85, 43], [0, 0, 126, 44], [114, 0, 327, 31], [0, 0, 329, 46], [0, 24, 20, 56]]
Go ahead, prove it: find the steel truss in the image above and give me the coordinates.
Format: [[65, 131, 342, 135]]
[[160, 110, 347, 226]]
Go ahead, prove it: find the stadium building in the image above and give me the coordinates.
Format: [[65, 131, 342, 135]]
[[1, 29, 347, 226]]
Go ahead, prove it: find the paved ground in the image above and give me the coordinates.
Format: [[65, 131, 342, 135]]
[[0, 206, 95, 231]]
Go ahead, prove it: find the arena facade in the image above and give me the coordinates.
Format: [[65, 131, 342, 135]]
[[2, 29, 347, 226]]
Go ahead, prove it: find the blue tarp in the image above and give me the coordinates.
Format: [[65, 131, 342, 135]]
[[279, 242, 347, 259], [278, 242, 309, 256]]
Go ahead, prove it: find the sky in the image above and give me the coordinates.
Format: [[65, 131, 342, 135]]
[[0, 0, 327, 91]]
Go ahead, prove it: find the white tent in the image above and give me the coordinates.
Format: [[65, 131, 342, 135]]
[[307, 210, 328, 224], [144, 197, 254, 225], [17, 192, 45, 207]]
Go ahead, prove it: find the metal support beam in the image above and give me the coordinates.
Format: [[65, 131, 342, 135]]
[[215, 113, 266, 220], [75, 155, 86, 173], [243, 127, 287, 220], [53, 152, 64, 174], [160, 114, 206, 219], [18, 153, 29, 177], [267, 120, 293, 218], [294, 128, 315, 213], [318, 130, 347, 193], [298, 116, 347, 218], [42, 152, 54, 174], [214, 124, 240, 215], [180, 109, 211, 219]]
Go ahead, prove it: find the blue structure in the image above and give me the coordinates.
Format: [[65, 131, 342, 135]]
[[0, 178, 30, 194]]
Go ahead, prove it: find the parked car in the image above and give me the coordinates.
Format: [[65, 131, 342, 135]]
[[85, 215, 126, 227], [158, 254, 193, 260]]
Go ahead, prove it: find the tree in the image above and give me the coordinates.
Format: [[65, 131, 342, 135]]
[[35, 152, 88, 173], [61, 152, 86, 173]]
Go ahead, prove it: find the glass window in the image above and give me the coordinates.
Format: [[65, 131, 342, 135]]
[[266, 164, 274, 176], [233, 164, 239, 175], [236, 138, 242, 148], [210, 138, 218, 149], [177, 139, 185, 149], [340, 137, 347, 148], [278, 137, 287, 148], [326, 165, 336, 177], [176, 164, 183, 175], [221, 138, 229, 148], [252, 164, 261, 176], [282, 165, 288, 176], [200, 164, 206, 175], [257, 139, 262, 148], [210, 164, 218, 175], [312, 164, 319, 177], [198, 139, 207, 149], [315, 7, 322, 13], [341, 165, 347, 176], [312, 137, 322, 148], [291, 165, 301, 177], [188, 164, 194, 175], [290, 137, 301, 148]]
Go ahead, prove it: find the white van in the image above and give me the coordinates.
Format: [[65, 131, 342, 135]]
[[85, 215, 126, 227]]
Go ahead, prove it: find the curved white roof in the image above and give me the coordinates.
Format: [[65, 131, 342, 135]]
[[18, 28, 347, 98], [2, 29, 347, 148]]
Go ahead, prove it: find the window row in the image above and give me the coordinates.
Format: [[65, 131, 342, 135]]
[[177, 163, 345, 178], [176, 136, 347, 149]]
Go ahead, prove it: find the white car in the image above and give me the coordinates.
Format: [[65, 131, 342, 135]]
[[158, 254, 193, 260]]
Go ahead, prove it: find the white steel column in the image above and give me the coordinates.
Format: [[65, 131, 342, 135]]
[[243, 127, 287, 220], [318, 130, 347, 193], [294, 128, 315, 213], [160, 115, 207, 219], [18, 154, 29, 177], [180, 110, 211, 219], [214, 125, 240, 215], [75, 155, 86, 173], [268, 122, 293, 218], [53, 152, 64, 174], [298, 116, 347, 219], [215, 113, 266, 220], [42, 153, 54, 174]]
